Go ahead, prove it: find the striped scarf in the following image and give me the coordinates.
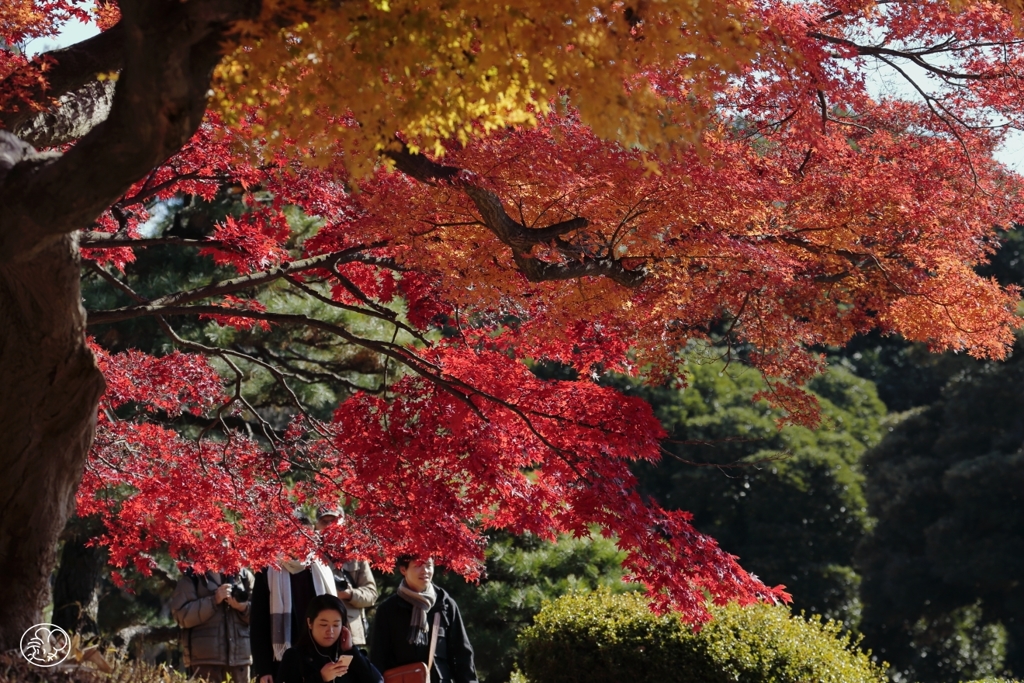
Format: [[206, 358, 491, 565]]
[[397, 579, 437, 646], [269, 560, 337, 661]]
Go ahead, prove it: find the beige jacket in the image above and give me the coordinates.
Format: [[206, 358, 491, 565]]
[[336, 559, 377, 645]]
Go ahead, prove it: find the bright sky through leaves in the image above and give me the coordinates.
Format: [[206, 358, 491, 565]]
[[26, 11, 1024, 173]]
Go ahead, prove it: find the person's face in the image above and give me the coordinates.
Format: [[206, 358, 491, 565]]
[[399, 557, 434, 592], [315, 514, 339, 532], [308, 609, 344, 648]]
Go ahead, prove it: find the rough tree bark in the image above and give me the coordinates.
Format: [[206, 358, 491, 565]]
[[0, 230, 105, 649], [52, 516, 109, 637], [0, 0, 261, 650]]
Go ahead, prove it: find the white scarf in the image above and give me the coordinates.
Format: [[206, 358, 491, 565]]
[[269, 559, 337, 661]]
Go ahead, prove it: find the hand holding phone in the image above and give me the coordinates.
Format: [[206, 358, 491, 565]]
[[320, 654, 353, 682]]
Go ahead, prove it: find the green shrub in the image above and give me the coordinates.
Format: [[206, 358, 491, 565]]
[[439, 531, 634, 682], [518, 590, 887, 683]]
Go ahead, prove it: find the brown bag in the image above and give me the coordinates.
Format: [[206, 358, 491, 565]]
[[383, 612, 441, 683], [382, 662, 430, 683]]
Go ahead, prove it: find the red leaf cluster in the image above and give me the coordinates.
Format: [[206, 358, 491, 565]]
[[11, 0, 1021, 622]]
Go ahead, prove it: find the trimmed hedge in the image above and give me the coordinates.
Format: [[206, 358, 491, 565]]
[[518, 590, 887, 683]]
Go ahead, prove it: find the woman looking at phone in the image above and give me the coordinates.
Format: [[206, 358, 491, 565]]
[[277, 595, 383, 683]]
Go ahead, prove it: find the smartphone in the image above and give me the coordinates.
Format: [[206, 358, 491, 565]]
[[337, 655, 354, 667]]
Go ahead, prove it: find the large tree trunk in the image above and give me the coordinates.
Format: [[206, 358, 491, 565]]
[[0, 0, 261, 652], [52, 516, 109, 638], [0, 235, 105, 650]]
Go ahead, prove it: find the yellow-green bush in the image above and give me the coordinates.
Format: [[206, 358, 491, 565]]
[[518, 590, 887, 683], [0, 653, 190, 683]]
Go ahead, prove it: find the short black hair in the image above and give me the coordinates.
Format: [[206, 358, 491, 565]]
[[397, 557, 434, 573], [305, 593, 348, 626]]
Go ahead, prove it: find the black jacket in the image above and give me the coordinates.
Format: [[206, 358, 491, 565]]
[[369, 586, 477, 683], [251, 568, 318, 678], [277, 642, 382, 683]]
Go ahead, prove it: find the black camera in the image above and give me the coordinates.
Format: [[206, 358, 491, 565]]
[[333, 571, 350, 592], [231, 584, 250, 602], [229, 577, 250, 603]]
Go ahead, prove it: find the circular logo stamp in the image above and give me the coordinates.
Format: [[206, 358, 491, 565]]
[[19, 623, 71, 667]]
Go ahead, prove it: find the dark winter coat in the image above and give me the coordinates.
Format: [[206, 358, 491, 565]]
[[250, 567, 319, 679], [369, 585, 478, 683], [170, 570, 254, 668], [277, 641, 382, 683]]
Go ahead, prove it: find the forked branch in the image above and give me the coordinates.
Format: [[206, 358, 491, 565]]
[[387, 147, 646, 287]]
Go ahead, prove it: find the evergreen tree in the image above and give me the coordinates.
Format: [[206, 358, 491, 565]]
[[858, 352, 1024, 682], [611, 360, 886, 627]]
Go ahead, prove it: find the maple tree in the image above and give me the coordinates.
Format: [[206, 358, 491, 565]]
[[2, 0, 1024, 651]]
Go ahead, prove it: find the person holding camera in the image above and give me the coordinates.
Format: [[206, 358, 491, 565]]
[[171, 568, 255, 682]]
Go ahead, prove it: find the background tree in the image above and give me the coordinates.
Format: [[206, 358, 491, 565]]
[[4, 0, 1024, 649], [856, 349, 1024, 682], [616, 360, 885, 627], [820, 225, 1024, 682]]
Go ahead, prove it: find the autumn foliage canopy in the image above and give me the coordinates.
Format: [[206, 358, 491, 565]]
[[3, 0, 1024, 624]]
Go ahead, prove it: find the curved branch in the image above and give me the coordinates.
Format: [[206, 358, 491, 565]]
[[387, 147, 645, 287], [284, 275, 430, 345], [872, 53, 981, 186], [0, 0, 263, 264], [1, 25, 124, 140]]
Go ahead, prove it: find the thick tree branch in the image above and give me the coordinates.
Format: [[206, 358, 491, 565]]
[[1, 25, 124, 139], [385, 148, 461, 184], [387, 148, 645, 287], [14, 80, 117, 149], [79, 232, 225, 249], [0, 0, 263, 264]]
